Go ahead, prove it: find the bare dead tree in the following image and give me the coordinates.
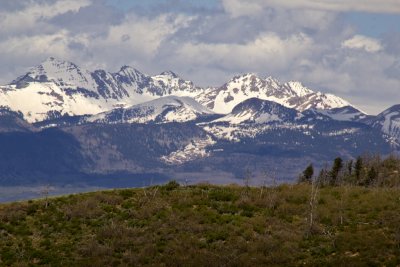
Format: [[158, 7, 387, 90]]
[[260, 178, 267, 199], [41, 184, 51, 209], [143, 185, 159, 201], [243, 168, 253, 188], [262, 169, 278, 210], [308, 178, 319, 234], [241, 168, 253, 199], [269, 167, 278, 187], [338, 184, 349, 225]]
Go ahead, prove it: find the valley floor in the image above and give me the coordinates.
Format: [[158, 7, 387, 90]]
[[0, 183, 400, 266]]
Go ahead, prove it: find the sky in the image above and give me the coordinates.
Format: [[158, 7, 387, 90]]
[[0, 0, 399, 114]]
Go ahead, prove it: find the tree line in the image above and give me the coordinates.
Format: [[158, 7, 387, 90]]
[[298, 154, 400, 187]]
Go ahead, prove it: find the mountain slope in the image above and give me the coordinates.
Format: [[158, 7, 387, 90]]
[[214, 98, 298, 124], [0, 108, 36, 133], [87, 96, 216, 124], [195, 74, 351, 114], [201, 99, 396, 159], [316, 106, 367, 122], [0, 58, 356, 123], [0, 98, 397, 186], [0, 58, 201, 123], [0, 128, 85, 185], [365, 105, 400, 144]]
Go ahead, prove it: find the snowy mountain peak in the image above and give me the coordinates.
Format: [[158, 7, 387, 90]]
[[196, 72, 353, 114], [285, 81, 313, 97], [265, 76, 280, 88], [151, 71, 199, 96], [1, 58, 358, 123], [38, 57, 79, 73], [265, 76, 277, 81], [116, 65, 148, 84], [231, 73, 260, 83], [41, 56, 66, 66], [10, 57, 98, 95], [43, 56, 67, 63], [119, 65, 142, 73], [159, 71, 179, 78]]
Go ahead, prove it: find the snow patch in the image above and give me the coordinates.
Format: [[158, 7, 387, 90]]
[[161, 136, 216, 164]]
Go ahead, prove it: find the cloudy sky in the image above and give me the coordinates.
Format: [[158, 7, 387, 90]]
[[0, 0, 399, 114]]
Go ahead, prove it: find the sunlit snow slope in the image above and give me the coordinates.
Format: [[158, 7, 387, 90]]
[[0, 58, 355, 123], [87, 96, 215, 124]]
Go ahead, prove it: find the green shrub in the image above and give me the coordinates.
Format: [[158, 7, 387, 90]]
[[0, 184, 399, 266], [163, 180, 180, 191], [209, 189, 238, 202], [206, 230, 229, 243], [118, 189, 135, 199]]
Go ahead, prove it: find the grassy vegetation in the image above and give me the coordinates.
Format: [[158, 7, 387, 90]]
[[1, 182, 400, 266]]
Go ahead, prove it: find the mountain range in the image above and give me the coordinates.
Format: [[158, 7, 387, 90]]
[[0, 57, 399, 187], [1, 57, 350, 123]]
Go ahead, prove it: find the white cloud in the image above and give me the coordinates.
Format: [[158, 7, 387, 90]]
[[222, 0, 400, 16], [0, 31, 71, 57], [342, 35, 383, 53], [288, 47, 400, 114], [102, 14, 192, 59], [175, 32, 313, 73], [221, 0, 264, 18], [0, 0, 91, 35]]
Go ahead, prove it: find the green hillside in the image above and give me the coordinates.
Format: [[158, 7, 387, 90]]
[[1, 182, 400, 266]]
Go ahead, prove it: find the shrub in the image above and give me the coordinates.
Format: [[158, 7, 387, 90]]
[[209, 189, 238, 202], [62, 197, 104, 220], [163, 180, 180, 191], [118, 189, 136, 199], [1, 184, 400, 266]]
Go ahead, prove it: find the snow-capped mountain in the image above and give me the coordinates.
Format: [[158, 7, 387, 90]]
[[0, 58, 355, 123], [151, 71, 201, 96], [366, 105, 400, 143], [209, 98, 364, 128], [0, 58, 201, 123], [86, 96, 216, 124], [202, 98, 396, 155], [195, 73, 351, 114], [214, 98, 298, 124]]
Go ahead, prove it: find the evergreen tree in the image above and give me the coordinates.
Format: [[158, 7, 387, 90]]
[[343, 159, 354, 184], [355, 156, 363, 182], [366, 166, 377, 186], [317, 167, 328, 186], [329, 157, 343, 186], [299, 164, 314, 184], [347, 160, 353, 176]]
